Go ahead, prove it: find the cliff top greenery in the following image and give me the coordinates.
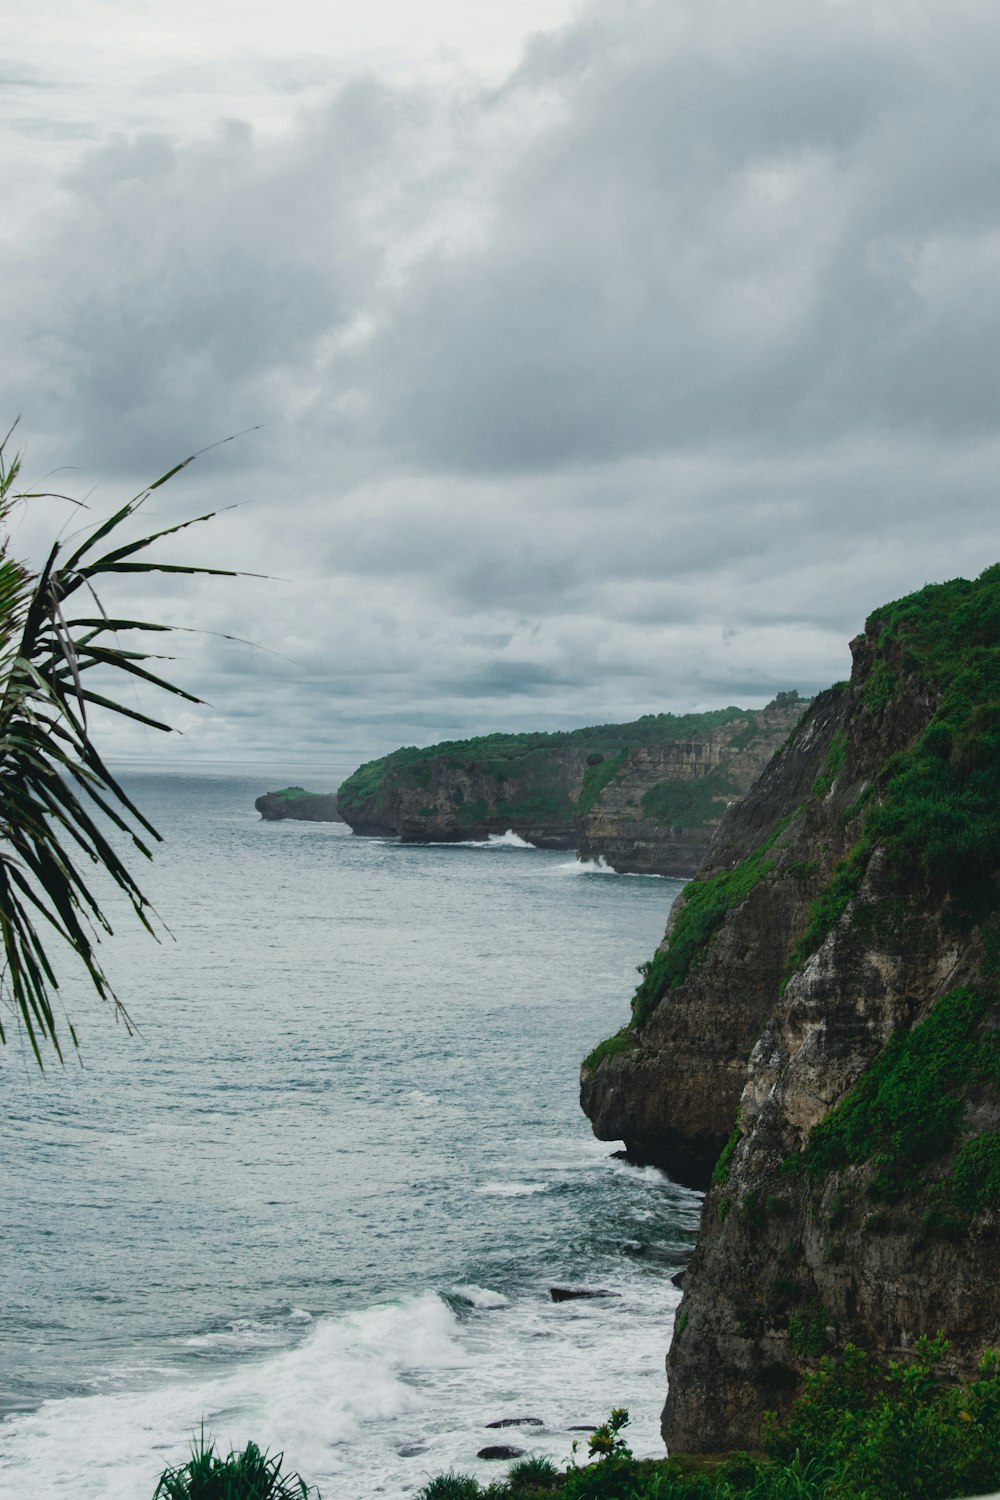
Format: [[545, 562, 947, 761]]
[[338, 695, 804, 809], [591, 561, 1000, 1059]]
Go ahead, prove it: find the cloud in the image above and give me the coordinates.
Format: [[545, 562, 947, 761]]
[[5, 0, 1000, 769]]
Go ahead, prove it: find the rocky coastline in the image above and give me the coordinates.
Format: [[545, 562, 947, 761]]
[[334, 700, 804, 876], [581, 566, 1000, 1453], [255, 787, 342, 822]]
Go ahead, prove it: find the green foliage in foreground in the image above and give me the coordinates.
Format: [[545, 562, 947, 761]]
[[154, 1435, 317, 1499], [0, 427, 235, 1062], [415, 1338, 1000, 1500], [789, 986, 1000, 1223]]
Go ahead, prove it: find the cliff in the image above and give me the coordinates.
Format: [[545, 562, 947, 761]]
[[336, 702, 802, 868], [575, 699, 803, 876], [255, 787, 342, 822], [581, 565, 1000, 1453]]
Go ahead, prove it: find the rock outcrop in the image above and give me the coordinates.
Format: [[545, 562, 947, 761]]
[[255, 788, 342, 822], [575, 700, 804, 876], [336, 702, 804, 870], [581, 566, 1000, 1453]]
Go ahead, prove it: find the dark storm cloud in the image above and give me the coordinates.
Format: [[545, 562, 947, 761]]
[[6, 0, 1000, 764], [346, 0, 1000, 470]]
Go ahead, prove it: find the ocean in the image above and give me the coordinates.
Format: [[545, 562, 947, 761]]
[[0, 772, 699, 1498]]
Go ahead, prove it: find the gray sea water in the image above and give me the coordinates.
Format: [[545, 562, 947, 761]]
[[0, 772, 699, 1498]]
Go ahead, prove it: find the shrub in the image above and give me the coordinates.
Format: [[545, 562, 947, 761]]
[[417, 1475, 483, 1500], [153, 1435, 317, 1499], [506, 1455, 561, 1491]]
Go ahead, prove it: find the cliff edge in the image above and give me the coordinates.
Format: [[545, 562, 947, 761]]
[[335, 703, 802, 871], [581, 565, 1000, 1452]]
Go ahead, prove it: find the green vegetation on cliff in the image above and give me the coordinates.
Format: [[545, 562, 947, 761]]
[[575, 748, 631, 816], [640, 765, 737, 828], [787, 563, 1000, 980], [338, 706, 782, 826], [626, 809, 800, 1031], [787, 984, 1000, 1229]]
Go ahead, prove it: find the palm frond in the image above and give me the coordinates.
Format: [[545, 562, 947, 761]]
[[0, 430, 234, 1063]]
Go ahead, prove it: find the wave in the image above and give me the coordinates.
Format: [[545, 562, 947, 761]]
[[449, 1285, 511, 1309], [557, 856, 672, 878], [557, 856, 618, 875], [0, 1295, 466, 1500], [438, 829, 536, 849]]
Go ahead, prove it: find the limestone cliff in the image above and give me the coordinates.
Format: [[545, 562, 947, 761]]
[[581, 566, 1000, 1453], [255, 788, 342, 822], [574, 700, 803, 877], [336, 703, 803, 867]]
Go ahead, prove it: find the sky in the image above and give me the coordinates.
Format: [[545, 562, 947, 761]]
[[4, 0, 1000, 785]]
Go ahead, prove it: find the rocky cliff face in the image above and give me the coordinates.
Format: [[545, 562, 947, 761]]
[[575, 701, 803, 876], [336, 703, 805, 868], [338, 741, 591, 848], [255, 788, 342, 822], [581, 566, 1000, 1453]]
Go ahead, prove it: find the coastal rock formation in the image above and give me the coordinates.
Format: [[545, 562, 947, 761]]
[[581, 566, 1000, 1452], [574, 699, 804, 876], [255, 787, 342, 822], [335, 703, 803, 871]]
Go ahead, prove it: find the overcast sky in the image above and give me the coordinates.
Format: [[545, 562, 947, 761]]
[[4, 0, 999, 784]]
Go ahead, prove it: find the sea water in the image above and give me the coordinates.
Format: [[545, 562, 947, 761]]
[[0, 773, 700, 1498]]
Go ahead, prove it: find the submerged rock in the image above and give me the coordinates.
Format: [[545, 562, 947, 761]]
[[485, 1417, 543, 1428], [477, 1445, 525, 1460], [548, 1286, 620, 1302]]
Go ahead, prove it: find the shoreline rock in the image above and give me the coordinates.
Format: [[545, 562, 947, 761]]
[[255, 788, 342, 823]]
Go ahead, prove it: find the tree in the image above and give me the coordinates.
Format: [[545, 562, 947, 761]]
[[0, 425, 236, 1064]]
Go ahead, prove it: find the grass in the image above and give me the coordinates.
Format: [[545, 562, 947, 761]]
[[710, 1116, 742, 1187], [809, 734, 847, 800], [627, 809, 800, 1030], [582, 1026, 639, 1072], [787, 986, 999, 1218]]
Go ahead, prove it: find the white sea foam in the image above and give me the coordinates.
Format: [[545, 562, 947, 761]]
[[557, 855, 617, 875], [558, 857, 671, 878], [450, 1284, 511, 1309], [0, 1295, 466, 1499], [0, 1282, 688, 1499], [445, 830, 536, 849]]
